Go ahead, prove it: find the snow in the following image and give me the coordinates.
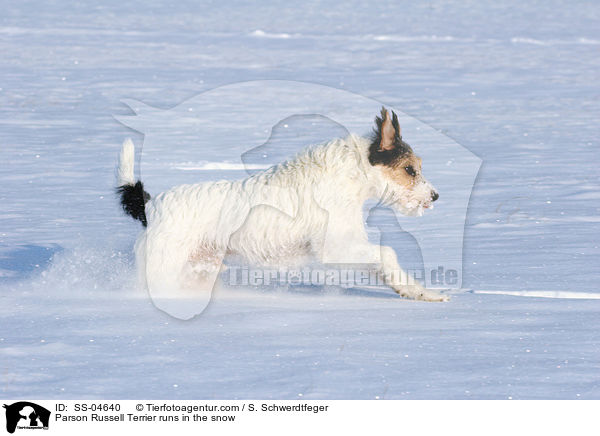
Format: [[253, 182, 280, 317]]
[[1, 0, 599, 399]]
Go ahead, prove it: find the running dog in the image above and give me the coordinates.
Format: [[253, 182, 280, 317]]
[[117, 108, 446, 302]]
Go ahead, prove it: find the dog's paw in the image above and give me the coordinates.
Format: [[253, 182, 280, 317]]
[[394, 284, 449, 302], [418, 290, 450, 302]]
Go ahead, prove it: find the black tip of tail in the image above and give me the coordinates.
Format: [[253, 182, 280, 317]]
[[117, 181, 150, 227]]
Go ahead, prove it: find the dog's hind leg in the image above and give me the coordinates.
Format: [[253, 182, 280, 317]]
[[134, 232, 149, 292], [142, 231, 221, 319]]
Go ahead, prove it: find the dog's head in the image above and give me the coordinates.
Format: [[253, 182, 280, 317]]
[[368, 107, 438, 216]]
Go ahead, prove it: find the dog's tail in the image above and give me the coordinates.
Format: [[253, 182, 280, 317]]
[[116, 138, 150, 227]]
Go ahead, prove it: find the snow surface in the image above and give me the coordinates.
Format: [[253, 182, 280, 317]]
[[1, 0, 599, 399]]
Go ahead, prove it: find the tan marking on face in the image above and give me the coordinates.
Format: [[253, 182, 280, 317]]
[[381, 153, 423, 190]]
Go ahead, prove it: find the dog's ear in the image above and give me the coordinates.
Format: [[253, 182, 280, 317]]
[[377, 107, 396, 151], [391, 110, 401, 138], [369, 107, 411, 165]]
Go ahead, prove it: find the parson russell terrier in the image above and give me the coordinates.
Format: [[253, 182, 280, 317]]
[[117, 108, 447, 302]]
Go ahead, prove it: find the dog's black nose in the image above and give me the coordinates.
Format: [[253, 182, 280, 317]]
[[431, 191, 439, 202]]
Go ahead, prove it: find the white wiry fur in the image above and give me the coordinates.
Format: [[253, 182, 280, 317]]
[[116, 138, 135, 186], [120, 134, 447, 305]]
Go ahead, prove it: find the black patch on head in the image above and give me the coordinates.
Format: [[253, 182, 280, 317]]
[[368, 107, 413, 166], [116, 181, 150, 227]]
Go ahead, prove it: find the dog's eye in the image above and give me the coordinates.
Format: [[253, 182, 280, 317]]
[[405, 166, 416, 177]]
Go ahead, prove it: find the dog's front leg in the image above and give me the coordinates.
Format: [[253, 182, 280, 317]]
[[378, 245, 449, 302], [319, 212, 447, 301], [322, 236, 447, 301]]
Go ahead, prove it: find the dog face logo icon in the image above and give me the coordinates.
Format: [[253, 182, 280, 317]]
[[3, 402, 50, 433]]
